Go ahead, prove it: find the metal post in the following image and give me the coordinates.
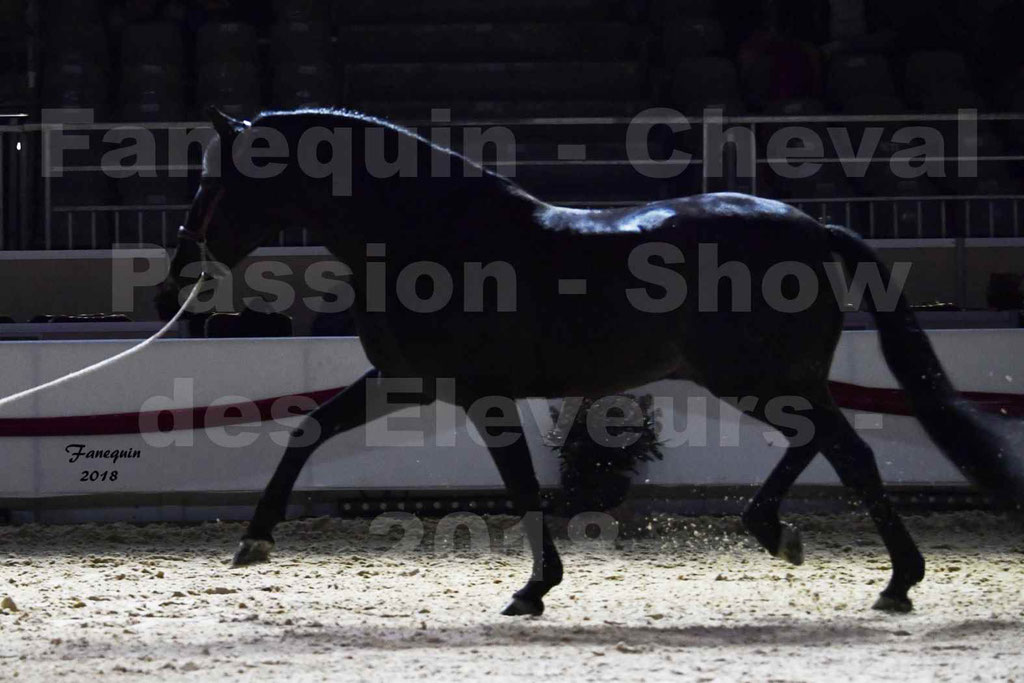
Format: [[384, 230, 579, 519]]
[[954, 237, 968, 310], [957, 200, 970, 309], [700, 119, 708, 194], [749, 122, 757, 196], [17, 128, 28, 249], [44, 163, 51, 250], [0, 128, 6, 250]]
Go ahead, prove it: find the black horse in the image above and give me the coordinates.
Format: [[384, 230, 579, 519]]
[[167, 107, 1022, 616]]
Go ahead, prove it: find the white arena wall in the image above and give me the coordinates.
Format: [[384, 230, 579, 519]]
[[0, 330, 1021, 519]]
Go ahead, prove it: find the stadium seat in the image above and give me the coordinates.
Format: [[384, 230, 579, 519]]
[[336, 22, 637, 62], [764, 98, 825, 116], [198, 62, 261, 119], [825, 53, 895, 108], [670, 57, 742, 114], [205, 309, 293, 338], [196, 22, 258, 66], [920, 88, 985, 113], [1002, 72, 1024, 150], [344, 62, 647, 102], [0, 0, 27, 109], [662, 17, 725, 62], [650, 0, 715, 20], [0, 0, 24, 28], [271, 21, 333, 66], [44, 21, 111, 69], [43, 0, 102, 26], [756, 98, 828, 162], [274, 0, 331, 23], [121, 22, 184, 68], [905, 51, 971, 109], [119, 64, 186, 121], [42, 61, 110, 115], [332, 0, 617, 24], [840, 94, 906, 115], [0, 72, 27, 112], [272, 62, 338, 108], [740, 48, 822, 112]]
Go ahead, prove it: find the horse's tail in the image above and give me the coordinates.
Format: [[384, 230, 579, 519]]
[[825, 223, 1024, 508]]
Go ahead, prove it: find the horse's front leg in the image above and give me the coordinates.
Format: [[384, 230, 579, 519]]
[[233, 367, 406, 566], [466, 398, 563, 616]]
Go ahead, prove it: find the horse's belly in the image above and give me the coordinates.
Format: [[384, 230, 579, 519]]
[[528, 313, 686, 397]]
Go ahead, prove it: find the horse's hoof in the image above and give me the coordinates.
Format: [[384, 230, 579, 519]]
[[231, 538, 274, 567], [872, 594, 913, 613], [501, 596, 544, 617], [776, 524, 804, 566]]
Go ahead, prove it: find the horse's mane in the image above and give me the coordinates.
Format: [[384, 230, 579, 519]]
[[251, 108, 517, 189]]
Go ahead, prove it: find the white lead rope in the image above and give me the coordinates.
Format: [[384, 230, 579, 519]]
[[0, 275, 208, 411]]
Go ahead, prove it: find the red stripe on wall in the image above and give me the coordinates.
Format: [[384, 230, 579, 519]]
[[0, 387, 345, 438], [0, 382, 1020, 438], [827, 381, 1024, 419]]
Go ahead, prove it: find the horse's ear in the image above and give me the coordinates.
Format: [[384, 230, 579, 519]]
[[206, 105, 248, 142]]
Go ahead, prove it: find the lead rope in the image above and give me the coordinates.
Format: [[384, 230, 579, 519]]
[[0, 187, 226, 411], [0, 274, 208, 412]]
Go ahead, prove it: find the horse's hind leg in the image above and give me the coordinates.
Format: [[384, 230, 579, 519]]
[[739, 393, 835, 566], [466, 401, 562, 616], [742, 440, 818, 565], [818, 407, 926, 612]]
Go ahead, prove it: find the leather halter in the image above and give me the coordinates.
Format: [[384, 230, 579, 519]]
[[176, 187, 231, 280], [178, 186, 225, 244]]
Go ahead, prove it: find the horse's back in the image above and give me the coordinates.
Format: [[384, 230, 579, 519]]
[[539, 192, 822, 241], [524, 192, 843, 396]]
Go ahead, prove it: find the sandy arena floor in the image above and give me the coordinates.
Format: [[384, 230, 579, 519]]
[[1, 511, 1023, 682]]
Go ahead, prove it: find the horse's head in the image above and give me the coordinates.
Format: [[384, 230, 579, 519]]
[[168, 107, 278, 289]]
